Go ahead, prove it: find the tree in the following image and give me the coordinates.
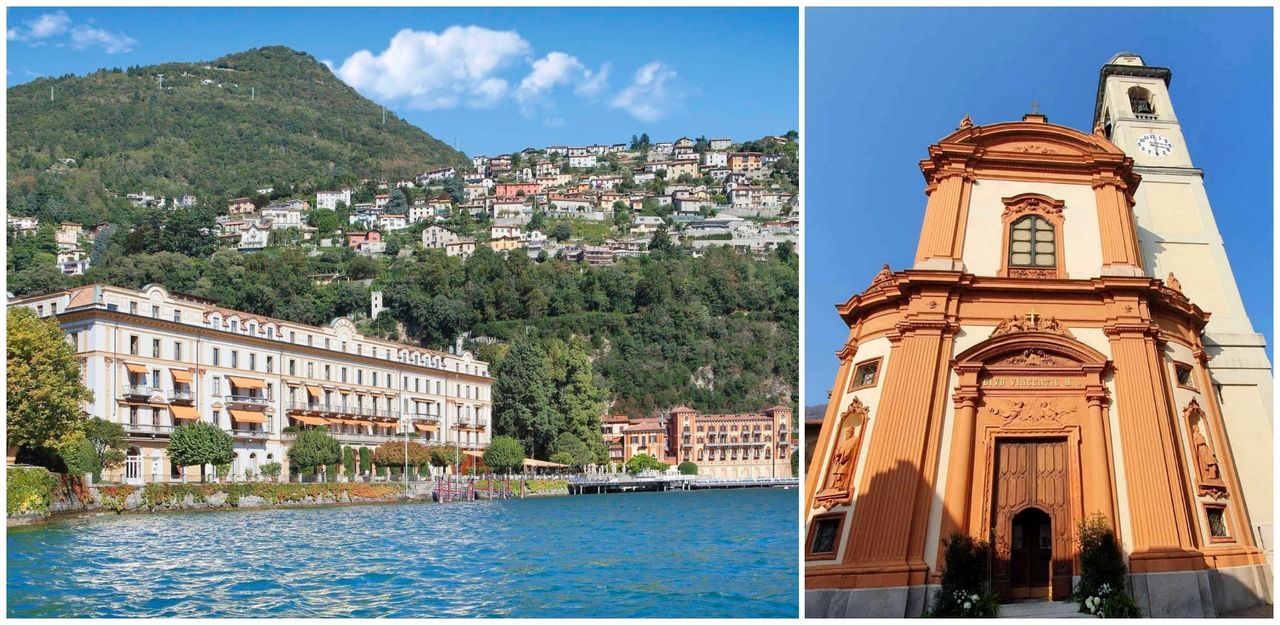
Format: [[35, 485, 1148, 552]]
[[385, 188, 408, 213], [371, 440, 431, 467], [625, 453, 668, 474], [359, 446, 372, 475], [429, 445, 459, 470], [56, 432, 99, 479], [342, 446, 355, 476], [168, 422, 235, 480], [6, 307, 92, 453], [678, 461, 698, 475], [287, 427, 341, 478], [83, 417, 127, 477], [546, 338, 608, 463], [551, 222, 573, 242], [484, 436, 526, 474], [492, 334, 561, 458], [549, 432, 593, 469], [442, 176, 465, 204], [647, 226, 674, 256], [791, 450, 799, 476], [260, 462, 282, 481], [549, 451, 574, 468]]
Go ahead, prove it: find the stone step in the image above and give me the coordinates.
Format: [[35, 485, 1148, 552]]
[[998, 600, 1092, 618]]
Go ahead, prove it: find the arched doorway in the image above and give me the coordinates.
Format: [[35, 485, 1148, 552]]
[[124, 447, 143, 485], [1009, 507, 1053, 600]]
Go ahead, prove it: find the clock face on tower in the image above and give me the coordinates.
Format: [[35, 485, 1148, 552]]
[[1136, 133, 1174, 157]]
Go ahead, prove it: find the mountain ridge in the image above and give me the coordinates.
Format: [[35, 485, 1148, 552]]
[[7, 45, 470, 221]]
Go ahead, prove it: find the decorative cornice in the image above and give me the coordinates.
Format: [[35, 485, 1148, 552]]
[[1001, 193, 1064, 223]]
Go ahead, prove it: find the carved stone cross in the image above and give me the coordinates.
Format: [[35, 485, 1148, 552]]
[[1030, 101, 1041, 114]]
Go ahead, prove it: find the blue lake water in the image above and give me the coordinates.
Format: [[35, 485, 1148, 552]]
[[7, 488, 797, 618]]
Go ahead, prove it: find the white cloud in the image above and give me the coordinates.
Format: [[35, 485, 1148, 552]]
[[69, 25, 136, 54], [610, 61, 680, 122], [515, 52, 610, 112], [8, 11, 134, 54], [333, 25, 531, 111], [8, 10, 71, 41]]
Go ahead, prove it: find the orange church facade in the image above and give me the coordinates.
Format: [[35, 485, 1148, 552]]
[[804, 111, 1270, 617]]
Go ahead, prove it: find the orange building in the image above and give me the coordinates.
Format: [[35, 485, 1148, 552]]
[[805, 55, 1270, 618], [666, 406, 794, 479]]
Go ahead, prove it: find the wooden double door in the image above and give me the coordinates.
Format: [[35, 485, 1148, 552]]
[[991, 439, 1073, 601]]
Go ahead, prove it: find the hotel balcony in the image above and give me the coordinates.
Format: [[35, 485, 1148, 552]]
[[230, 427, 270, 442], [280, 429, 401, 446], [225, 394, 270, 408], [122, 385, 157, 400], [123, 422, 174, 438], [286, 401, 401, 421], [168, 389, 194, 404]]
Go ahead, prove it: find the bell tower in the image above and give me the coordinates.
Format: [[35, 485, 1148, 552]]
[[1094, 52, 1274, 558]]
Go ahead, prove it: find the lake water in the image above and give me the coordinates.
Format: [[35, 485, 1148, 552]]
[[7, 488, 797, 618]]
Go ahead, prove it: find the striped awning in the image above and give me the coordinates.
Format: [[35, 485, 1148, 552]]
[[170, 369, 193, 383], [227, 376, 265, 390], [292, 415, 327, 426], [170, 405, 201, 421], [229, 409, 267, 424], [305, 385, 323, 399], [125, 363, 149, 374], [414, 423, 439, 433]]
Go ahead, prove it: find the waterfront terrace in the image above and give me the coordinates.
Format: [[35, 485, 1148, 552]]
[[9, 283, 492, 484]]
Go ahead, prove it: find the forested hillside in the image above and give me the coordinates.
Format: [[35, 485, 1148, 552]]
[[18, 241, 797, 417], [7, 46, 470, 224]]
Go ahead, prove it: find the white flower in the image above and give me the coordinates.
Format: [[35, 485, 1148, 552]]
[[970, 594, 979, 601], [963, 601, 972, 610]]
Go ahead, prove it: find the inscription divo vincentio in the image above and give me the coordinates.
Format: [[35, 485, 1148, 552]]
[[981, 377, 1082, 388]]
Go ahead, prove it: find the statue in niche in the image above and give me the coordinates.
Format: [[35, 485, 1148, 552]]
[[1192, 424, 1221, 482], [815, 398, 869, 509]]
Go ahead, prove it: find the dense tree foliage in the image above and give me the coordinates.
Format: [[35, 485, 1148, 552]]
[[492, 334, 560, 459], [483, 436, 526, 474], [167, 422, 235, 473], [286, 427, 341, 473], [371, 440, 431, 467], [8, 46, 469, 225], [7, 307, 93, 452]]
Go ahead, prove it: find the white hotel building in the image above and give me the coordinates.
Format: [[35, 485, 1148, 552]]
[[10, 284, 493, 484]]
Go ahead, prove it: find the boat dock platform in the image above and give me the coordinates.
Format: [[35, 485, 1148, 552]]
[[568, 475, 798, 495]]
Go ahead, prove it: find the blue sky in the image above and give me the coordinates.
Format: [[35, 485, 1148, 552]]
[[6, 7, 798, 156], [805, 7, 1273, 405]]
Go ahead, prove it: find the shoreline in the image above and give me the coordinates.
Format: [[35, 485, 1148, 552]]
[[7, 480, 574, 528], [8, 477, 792, 528]]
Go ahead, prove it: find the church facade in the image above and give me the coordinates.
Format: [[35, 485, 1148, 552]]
[[804, 54, 1272, 617]]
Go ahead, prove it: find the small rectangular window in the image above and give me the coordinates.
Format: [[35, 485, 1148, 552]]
[[1207, 506, 1229, 539], [808, 514, 844, 559], [152, 305, 160, 319], [849, 358, 881, 391], [212, 347, 220, 366], [152, 338, 160, 358], [174, 342, 182, 361], [1175, 363, 1196, 390], [173, 310, 181, 323]]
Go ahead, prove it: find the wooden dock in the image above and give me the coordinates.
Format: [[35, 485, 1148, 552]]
[[568, 476, 798, 495]]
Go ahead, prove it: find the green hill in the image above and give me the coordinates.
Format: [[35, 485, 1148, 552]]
[[7, 45, 470, 223]]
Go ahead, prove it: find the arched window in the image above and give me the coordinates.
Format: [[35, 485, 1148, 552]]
[[1128, 86, 1155, 117], [1008, 215, 1056, 269]]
